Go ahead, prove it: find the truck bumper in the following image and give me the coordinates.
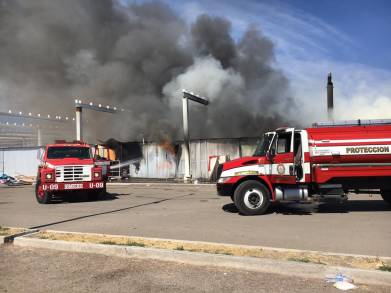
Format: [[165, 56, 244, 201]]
[[41, 181, 105, 192], [216, 183, 235, 197]]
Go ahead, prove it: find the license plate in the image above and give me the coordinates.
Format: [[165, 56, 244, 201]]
[[64, 183, 83, 190]]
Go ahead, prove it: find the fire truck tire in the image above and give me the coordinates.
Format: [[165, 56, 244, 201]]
[[234, 180, 270, 215], [381, 190, 391, 205], [35, 182, 52, 204]]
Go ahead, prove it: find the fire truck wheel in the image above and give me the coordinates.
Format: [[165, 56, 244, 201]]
[[234, 180, 270, 215], [381, 190, 391, 205], [35, 182, 52, 204]]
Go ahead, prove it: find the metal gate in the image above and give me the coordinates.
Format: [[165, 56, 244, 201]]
[[109, 160, 121, 180]]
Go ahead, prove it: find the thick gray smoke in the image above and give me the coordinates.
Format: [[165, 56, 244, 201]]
[[0, 0, 293, 143]]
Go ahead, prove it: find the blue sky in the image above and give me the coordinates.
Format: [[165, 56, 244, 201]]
[[128, 0, 391, 121], [283, 0, 391, 69], [153, 0, 391, 68]]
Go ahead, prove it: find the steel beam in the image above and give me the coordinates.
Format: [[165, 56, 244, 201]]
[[74, 101, 118, 113], [183, 91, 209, 105], [0, 111, 68, 122]]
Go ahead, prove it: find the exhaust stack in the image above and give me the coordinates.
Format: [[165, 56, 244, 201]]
[[327, 73, 334, 121]]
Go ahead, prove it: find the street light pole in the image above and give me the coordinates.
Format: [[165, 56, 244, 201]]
[[181, 90, 209, 183], [74, 99, 119, 142], [76, 106, 82, 141], [37, 126, 42, 146], [182, 97, 191, 182]]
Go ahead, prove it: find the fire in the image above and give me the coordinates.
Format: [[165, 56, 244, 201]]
[[159, 138, 177, 156]]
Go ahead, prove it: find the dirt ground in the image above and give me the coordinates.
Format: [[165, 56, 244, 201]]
[[33, 230, 390, 270], [1, 245, 389, 293]]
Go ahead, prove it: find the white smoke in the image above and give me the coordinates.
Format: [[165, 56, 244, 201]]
[[281, 58, 391, 125], [163, 56, 244, 106]]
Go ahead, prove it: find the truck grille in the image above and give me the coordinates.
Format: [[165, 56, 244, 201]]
[[55, 165, 91, 182]]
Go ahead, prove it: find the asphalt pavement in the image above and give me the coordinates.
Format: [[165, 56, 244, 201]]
[[0, 184, 390, 256]]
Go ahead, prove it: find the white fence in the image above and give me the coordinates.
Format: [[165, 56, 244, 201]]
[[0, 147, 40, 177]]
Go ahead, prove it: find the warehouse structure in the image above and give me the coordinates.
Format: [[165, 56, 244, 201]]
[[0, 137, 258, 181]]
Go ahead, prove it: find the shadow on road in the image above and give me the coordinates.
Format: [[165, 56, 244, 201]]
[[222, 203, 276, 215], [222, 200, 391, 216], [50, 192, 123, 204], [30, 193, 191, 230]]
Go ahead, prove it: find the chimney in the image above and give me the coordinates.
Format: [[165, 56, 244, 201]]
[[327, 73, 334, 121]]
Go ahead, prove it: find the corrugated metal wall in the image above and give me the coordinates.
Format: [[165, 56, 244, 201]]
[[126, 138, 258, 179], [1, 138, 258, 180]]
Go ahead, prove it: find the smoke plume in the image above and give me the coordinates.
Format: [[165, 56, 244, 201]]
[[0, 0, 293, 143]]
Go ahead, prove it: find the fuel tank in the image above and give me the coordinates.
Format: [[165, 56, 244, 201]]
[[307, 124, 391, 164]]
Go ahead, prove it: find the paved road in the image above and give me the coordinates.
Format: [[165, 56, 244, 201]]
[[0, 184, 390, 256], [1, 245, 388, 293]]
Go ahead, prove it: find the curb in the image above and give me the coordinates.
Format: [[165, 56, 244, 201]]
[[14, 236, 391, 286], [42, 229, 391, 264], [0, 229, 38, 244]]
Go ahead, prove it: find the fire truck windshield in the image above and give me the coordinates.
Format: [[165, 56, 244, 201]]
[[253, 133, 274, 157], [47, 147, 91, 159]]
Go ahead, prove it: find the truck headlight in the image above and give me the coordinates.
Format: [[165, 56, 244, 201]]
[[217, 177, 231, 183], [45, 173, 53, 180], [94, 171, 101, 178]]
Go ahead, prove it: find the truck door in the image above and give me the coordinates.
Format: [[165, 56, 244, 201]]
[[293, 131, 304, 182], [268, 129, 296, 184]]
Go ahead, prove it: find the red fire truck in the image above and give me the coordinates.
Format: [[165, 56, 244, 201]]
[[217, 120, 391, 215], [35, 141, 106, 204]]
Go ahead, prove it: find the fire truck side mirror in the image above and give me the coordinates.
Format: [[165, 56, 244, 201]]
[[267, 149, 276, 160]]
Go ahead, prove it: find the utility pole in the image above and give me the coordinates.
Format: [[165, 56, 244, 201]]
[[182, 90, 209, 182]]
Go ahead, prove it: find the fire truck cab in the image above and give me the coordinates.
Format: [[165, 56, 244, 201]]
[[35, 140, 106, 204], [217, 120, 391, 215]]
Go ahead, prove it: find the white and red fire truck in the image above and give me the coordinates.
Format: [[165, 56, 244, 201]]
[[35, 140, 106, 204], [217, 120, 391, 215]]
